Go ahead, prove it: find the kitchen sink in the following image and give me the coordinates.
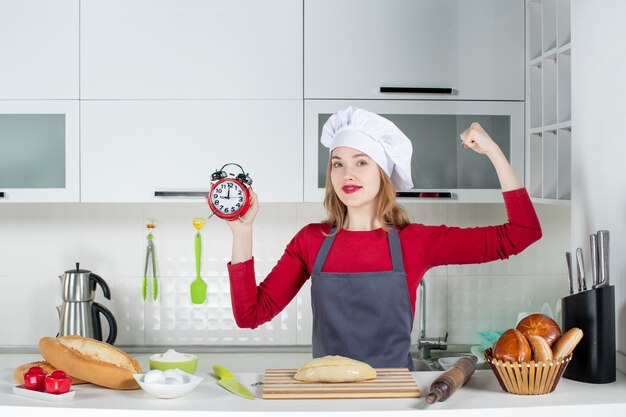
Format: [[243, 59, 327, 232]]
[[411, 344, 490, 372]]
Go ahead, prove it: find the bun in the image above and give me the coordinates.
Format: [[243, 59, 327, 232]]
[[526, 335, 553, 361], [552, 327, 584, 359], [516, 314, 561, 347], [492, 329, 531, 363], [13, 360, 87, 385], [39, 336, 142, 390]]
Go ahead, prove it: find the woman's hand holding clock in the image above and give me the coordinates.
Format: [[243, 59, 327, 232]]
[[227, 189, 259, 232]]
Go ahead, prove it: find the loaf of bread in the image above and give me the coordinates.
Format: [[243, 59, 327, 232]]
[[294, 355, 376, 383], [13, 360, 87, 385], [516, 313, 561, 347], [551, 327, 584, 359], [39, 336, 142, 390], [492, 329, 532, 363], [526, 335, 554, 361]]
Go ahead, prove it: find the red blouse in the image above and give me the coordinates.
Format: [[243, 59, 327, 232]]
[[227, 188, 542, 329]]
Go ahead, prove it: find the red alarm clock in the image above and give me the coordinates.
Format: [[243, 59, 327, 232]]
[[207, 163, 253, 221]]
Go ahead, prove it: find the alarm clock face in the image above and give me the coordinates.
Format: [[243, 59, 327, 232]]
[[210, 179, 248, 217]]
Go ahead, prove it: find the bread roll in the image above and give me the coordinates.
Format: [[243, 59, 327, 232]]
[[39, 336, 142, 390], [516, 314, 561, 347], [294, 355, 376, 383], [526, 335, 553, 361], [552, 327, 584, 359], [492, 329, 531, 363], [13, 360, 87, 385]]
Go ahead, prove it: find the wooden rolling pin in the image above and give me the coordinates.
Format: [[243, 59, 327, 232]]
[[425, 356, 477, 404]]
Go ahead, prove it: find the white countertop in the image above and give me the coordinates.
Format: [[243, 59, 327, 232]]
[[2, 353, 626, 416]]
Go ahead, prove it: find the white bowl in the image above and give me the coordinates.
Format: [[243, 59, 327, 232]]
[[133, 369, 203, 399]]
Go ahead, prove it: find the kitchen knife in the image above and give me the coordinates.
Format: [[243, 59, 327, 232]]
[[597, 230, 610, 287], [565, 251, 574, 294], [589, 234, 599, 288], [213, 364, 255, 400], [575, 248, 587, 292]]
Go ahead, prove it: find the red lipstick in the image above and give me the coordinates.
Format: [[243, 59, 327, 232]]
[[342, 185, 362, 194]]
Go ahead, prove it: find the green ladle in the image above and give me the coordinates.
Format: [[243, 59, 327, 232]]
[[190, 217, 207, 304]]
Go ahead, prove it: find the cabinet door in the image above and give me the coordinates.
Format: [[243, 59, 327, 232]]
[[81, 100, 303, 202], [0, 0, 79, 99], [0, 101, 79, 202], [80, 0, 302, 99], [305, 0, 524, 101]]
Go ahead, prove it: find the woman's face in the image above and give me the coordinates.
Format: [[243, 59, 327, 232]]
[[330, 146, 382, 210]]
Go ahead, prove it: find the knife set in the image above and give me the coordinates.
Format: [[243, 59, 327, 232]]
[[561, 230, 615, 383]]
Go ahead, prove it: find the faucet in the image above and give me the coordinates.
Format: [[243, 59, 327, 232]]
[[416, 279, 448, 359]]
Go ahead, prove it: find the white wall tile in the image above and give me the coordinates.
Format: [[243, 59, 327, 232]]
[[0, 201, 570, 347]]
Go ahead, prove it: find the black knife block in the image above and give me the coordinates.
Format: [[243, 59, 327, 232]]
[[561, 285, 616, 383]]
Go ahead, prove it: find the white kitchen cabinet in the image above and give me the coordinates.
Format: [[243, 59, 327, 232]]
[[80, 0, 302, 99], [305, 100, 525, 203], [0, 0, 79, 99], [305, 0, 524, 101], [526, 0, 571, 203], [0, 101, 80, 202], [81, 100, 303, 202]]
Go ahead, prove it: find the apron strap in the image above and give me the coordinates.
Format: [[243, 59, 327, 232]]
[[312, 227, 405, 274]]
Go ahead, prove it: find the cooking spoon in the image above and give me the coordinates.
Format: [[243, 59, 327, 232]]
[[190, 217, 207, 304]]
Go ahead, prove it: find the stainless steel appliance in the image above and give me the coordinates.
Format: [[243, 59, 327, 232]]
[[57, 263, 117, 344]]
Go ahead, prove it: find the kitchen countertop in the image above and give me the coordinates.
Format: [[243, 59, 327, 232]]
[[2, 353, 626, 416]]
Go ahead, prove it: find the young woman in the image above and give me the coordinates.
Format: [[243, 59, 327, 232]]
[[226, 107, 542, 370]]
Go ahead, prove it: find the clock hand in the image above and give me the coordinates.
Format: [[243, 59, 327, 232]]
[[226, 188, 231, 199]]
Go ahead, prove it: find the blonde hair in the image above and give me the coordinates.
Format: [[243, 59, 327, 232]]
[[322, 159, 410, 235]]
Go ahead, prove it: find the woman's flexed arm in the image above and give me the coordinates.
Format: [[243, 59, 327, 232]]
[[459, 122, 523, 192]]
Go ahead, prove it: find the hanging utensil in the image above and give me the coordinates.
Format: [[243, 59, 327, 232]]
[[565, 251, 574, 295], [143, 219, 158, 301], [190, 217, 207, 304]]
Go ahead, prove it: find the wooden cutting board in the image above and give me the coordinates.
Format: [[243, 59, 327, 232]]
[[262, 368, 420, 399]]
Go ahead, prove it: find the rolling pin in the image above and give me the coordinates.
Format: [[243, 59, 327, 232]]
[[425, 356, 477, 404]]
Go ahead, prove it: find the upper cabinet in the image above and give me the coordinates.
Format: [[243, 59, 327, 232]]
[[0, 101, 80, 202], [80, 100, 303, 203], [0, 0, 79, 99], [80, 0, 302, 99], [304, 0, 525, 101]]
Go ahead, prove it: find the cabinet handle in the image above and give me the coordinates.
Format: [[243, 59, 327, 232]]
[[380, 87, 454, 95], [0, 191, 4, 198], [154, 191, 209, 198], [396, 192, 453, 198]]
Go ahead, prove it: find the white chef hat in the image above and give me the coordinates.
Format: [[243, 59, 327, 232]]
[[320, 106, 414, 191]]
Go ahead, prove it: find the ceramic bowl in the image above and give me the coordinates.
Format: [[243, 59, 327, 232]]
[[133, 370, 203, 399], [149, 353, 198, 374]]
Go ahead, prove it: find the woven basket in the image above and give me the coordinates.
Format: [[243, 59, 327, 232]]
[[484, 348, 572, 395]]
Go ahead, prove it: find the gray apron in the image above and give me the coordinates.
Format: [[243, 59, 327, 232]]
[[311, 227, 415, 370]]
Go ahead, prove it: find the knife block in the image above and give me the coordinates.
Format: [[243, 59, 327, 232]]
[[560, 285, 616, 383]]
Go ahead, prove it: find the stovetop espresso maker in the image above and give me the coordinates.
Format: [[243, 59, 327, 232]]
[[57, 263, 117, 344]]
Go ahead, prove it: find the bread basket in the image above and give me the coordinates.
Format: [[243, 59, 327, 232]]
[[484, 348, 572, 395]]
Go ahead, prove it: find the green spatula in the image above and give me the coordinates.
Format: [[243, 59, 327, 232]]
[[190, 217, 207, 304]]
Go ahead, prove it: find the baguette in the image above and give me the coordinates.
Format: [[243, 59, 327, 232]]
[[39, 336, 142, 390], [551, 327, 584, 359], [13, 360, 87, 385]]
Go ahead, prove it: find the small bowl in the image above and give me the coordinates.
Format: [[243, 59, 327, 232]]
[[149, 353, 198, 374], [134, 370, 202, 399], [484, 348, 572, 395]]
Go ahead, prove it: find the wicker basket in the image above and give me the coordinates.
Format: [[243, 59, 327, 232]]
[[484, 348, 572, 395]]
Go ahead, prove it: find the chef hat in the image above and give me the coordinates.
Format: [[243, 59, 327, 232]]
[[320, 106, 414, 191]]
